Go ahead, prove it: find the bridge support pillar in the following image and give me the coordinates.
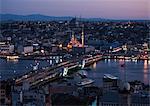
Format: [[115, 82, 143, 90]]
[[81, 59, 85, 69], [63, 67, 68, 76]]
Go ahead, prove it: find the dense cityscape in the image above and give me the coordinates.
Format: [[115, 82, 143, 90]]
[[0, 18, 150, 106], [0, 0, 150, 106], [0, 19, 149, 58]]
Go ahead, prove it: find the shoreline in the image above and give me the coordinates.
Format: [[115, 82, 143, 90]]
[[0, 57, 149, 85], [0, 56, 149, 61]]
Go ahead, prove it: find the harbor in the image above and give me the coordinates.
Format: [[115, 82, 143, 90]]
[[0, 13, 149, 105], [0, 56, 150, 105], [0, 57, 149, 83]]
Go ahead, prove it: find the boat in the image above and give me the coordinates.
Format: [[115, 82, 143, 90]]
[[76, 79, 94, 86], [103, 74, 118, 80], [77, 70, 88, 78]]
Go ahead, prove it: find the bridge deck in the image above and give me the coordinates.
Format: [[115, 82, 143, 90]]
[[15, 55, 102, 88]]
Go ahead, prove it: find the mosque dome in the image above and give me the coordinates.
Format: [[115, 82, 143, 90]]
[[119, 82, 131, 91]]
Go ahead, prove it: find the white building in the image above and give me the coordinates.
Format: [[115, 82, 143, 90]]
[[0, 42, 14, 54], [23, 46, 33, 54]]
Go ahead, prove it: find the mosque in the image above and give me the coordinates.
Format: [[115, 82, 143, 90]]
[[67, 28, 84, 49], [67, 27, 95, 55]]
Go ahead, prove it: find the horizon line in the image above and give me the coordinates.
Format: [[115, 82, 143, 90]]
[[0, 13, 149, 21]]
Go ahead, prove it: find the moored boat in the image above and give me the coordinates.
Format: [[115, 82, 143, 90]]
[[77, 79, 94, 86], [103, 74, 118, 80]]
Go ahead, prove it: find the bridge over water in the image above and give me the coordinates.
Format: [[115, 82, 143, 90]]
[[15, 55, 102, 88]]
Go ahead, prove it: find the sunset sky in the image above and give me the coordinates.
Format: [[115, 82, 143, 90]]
[[0, 0, 149, 19]]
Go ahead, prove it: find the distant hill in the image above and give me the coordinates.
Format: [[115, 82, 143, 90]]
[[0, 14, 107, 22], [0, 14, 74, 21], [0, 14, 147, 22]]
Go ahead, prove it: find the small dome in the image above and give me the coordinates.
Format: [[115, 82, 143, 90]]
[[119, 82, 131, 91], [124, 82, 130, 91]]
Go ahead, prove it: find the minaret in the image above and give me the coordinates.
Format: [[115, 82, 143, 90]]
[[81, 25, 84, 47], [72, 31, 75, 40]]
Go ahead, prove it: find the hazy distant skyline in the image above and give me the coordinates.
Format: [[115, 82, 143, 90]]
[[0, 0, 149, 19]]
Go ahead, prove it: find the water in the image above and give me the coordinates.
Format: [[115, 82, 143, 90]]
[[0, 58, 150, 85], [0, 59, 51, 80], [88, 59, 150, 85]]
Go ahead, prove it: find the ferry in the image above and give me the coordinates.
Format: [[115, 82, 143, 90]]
[[77, 79, 94, 86], [103, 74, 118, 80], [77, 70, 88, 78]]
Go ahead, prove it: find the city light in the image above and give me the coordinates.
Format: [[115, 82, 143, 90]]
[[0, 1, 149, 105]]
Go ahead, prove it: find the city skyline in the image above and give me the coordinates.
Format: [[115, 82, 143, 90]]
[[0, 0, 149, 20], [0, 1, 150, 105]]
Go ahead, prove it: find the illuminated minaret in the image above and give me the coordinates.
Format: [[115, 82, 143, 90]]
[[72, 31, 75, 40], [81, 25, 84, 47]]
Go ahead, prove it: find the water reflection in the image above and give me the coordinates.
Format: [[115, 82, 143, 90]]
[[119, 59, 126, 81], [6, 59, 19, 63], [119, 59, 125, 64], [143, 60, 149, 84], [92, 62, 97, 69], [7, 59, 19, 64], [144, 60, 148, 70], [148, 60, 150, 65], [89, 59, 150, 85], [1, 58, 150, 85], [107, 59, 111, 63]]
